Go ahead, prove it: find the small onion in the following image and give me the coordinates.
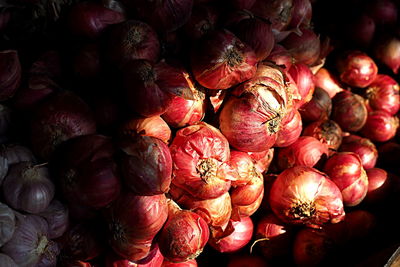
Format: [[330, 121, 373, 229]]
[[323, 152, 369, 207], [229, 150, 258, 186], [299, 87, 332, 122], [331, 91, 368, 132], [247, 148, 274, 173], [0, 50, 21, 101], [0, 254, 17, 267], [119, 116, 171, 144], [287, 63, 315, 107], [266, 44, 294, 70], [230, 171, 263, 208], [0, 202, 15, 247], [313, 68, 343, 98], [289, 0, 312, 29], [276, 136, 329, 171], [191, 29, 257, 90], [2, 162, 55, 214], [275, 109, 302, 147], [231, 186, 264, 219], [339, 135, 378, 169], [208, 217, 254, 253], [183, 4, 218, 41], [365, 168, 392, 204], [302, 119, 343, 151], [365, 74, 399, 115], [360, 110, 399, 142], [269, 166, 345, 227], [250, 0, 294, 31], [373, 35, 400, 74], [38, 200, 69, 239]]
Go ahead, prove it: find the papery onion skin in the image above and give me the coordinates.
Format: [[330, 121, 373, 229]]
[[120, 116, 171, 144], [120, 135, 172, 195], [0, 144, 36, 183], [336, 50, 378, 88], [299, 87, 332, 122], [191, 29, 257, 90], [323, 152, 369, 207], [230, 170, 263, 207], [276, 136, 328, 171], [232, 186, 264, 219], [169, 122, 233, 199], [288, 63, 315, 107], [269, 166, 345, 227], [365, 168, 392, 204], [365, 74, 400, 115], [0, 202, 15, 247], [289, 0, 312, 29], [266, 44, 294, 70], [360, 110, 399, 142], [106, 192, 168, 261], [373, 35, 400, 74], [162, 259, 197, 267], [313, 68, 343, 98], [331, 91, 368, 132], [302, 119, 343, 151], [339, 135, 378, 169], [0, 50, 21, 101], [275, 109, 302, 147], [248, 148, 274, 174], [208, 216, 254, 253]]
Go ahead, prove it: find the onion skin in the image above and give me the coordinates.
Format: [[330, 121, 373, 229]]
[[183, 4, 218, 41], [162, 259, 197, 267], [169, 122, 233, 199], [191, 29, 257, 90], [269, 166, 345, 227], [360, 110, 399, 142], [231, 186, 263, 219], [331, 91, 368, 132], [0, 144, 36, 183], [302, 119, 343, 151], [288, 63, 315, 107], [276, 136, 329, 171], [250, 0, 293, 31], [365, 168, 392, 204], [0, 202, 15, 247], [67, 2, 125, 39], [275, 109, 302, 147], [313, 68, 343, 98], [229, 150, 259, 186], [230, 170, 263, 207], [208, 217, 254, 253], [247, 148, 274, 173], [105, 245, 164, 267], [0, 50, 21, 101], [289, 0, 312, 29], [266, 44, 293, 70], [339, 135, 378, 169], [365, 74, 399, 115], [336, 51, 378, 88], [120, 116, 171, 144], [120, 135, 172, 195], [323, 152, 369, 207], [299, 87, 332, 122]]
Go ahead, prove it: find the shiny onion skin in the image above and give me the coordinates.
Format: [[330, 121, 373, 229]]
[[0, 50, 21, 101], [360, 110, 399, 142], [299, 87, 332, 122], [373, 35, 400, 74], [250, 0, 293, 31], [105, 245, 164, 267], [190, 29, 257, 90], [119, 116, 171, 144], [313, 68, 343, 98], [67, 2, 125, 39], [302, 119, 343, 151], [183, 4, 218, 41], [247, 148, 274, 173], [106, 192, 168, 261], [30, 91, 96, 160], [229, 150, 259, 186], [269, 166, 345, 227], [162, 258, 197, 266], [266, 44, 294, 70], [365, 168, 393, 204], [119, 135, 172, 195], [230, 169, 263, 207], [287, 63, 315, 107], [336, 50, 378, 88], [339, 134, 378, 169], [106, 20, 160, 67], [331, 91, 368, 132], [275, 109, 302, 147], [323, 152, 369, 207], [158, 203, 210, 263], [365, 74, 400, 115], [232, 186, 264, 219], [208, 216, 254, 253], [219, 76, 289, 152], [169, 122, 233, 199], [276, 136, 329, 171]]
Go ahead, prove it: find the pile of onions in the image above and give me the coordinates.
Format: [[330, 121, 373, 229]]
[[339, 134, 378, 169]]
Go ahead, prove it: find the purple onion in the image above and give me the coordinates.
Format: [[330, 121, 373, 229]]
[[38, 200, 69, 239], [0, 202, 16, 247]]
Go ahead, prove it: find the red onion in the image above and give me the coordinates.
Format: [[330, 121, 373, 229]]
[[269, 166, 345, 227], [281, 27, 321, 66], [209, 217, 254, 253], [365, 74, 399, 115], [252, 214, 293, 260], [226, 254, 267, 267], [336, 50, 378, 88], [331, 90, 368, 132], [266, 44, 294, 70], [120, 135, 172, 195], [250, 0, 293, 31], [169, 122, 233, 199], [67, 2, 125, 38], [73, 43, 101, 79], [1, 214, 60, 266], [230, 168, 263, 206], [231, 186, 264, 219], [191, 29, 257, 90], [229, 150, 259, 186], [105, 245, 164, 267], [158, 201, 210, 263], [365, 168, 392, 204], [288, 63, 315, 107], [2, 162, 55, 214], [247, 148, 274, 173], [183, 4, 218, 41], [345, 14, 376, 48], [123, 60, 196, 117], [106, 192, 168, 261], [0, 202, 15, 247], [30, 91, 96, 159], [120, 116, 171, 144], [365, 0, 398, 25], [275, 110, 302, 148], [374, 35, 400, 74], [106, 20, 160, 67], [54, 134, 120, 208], [38, 200, 69, 239], [323, 152, 369, 207], [0, 50, 21, 101], [219, 76, 290, 152], [339, 135, 378, 169], [128, 0, 193, 32], [276, 136, 329, 171], [360, 110, 399, 142], [0, 254, 17, 266], [313, 68, 343, 98], [302, 119, 343, 151], [299, 87, 332, 122], [293, 228, 333, 267], [289, 0, 312, 29], [162, 259, 197, 267]]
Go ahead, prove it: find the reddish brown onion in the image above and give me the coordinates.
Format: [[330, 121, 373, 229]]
[[105, 245, 164, 267], [231, 186, 264, 219], [119, 116, 171, 144], [269, 166, 345, 227], [230, 170, 263, 207], [360, 110, 399, 142], [365, 168, 392, 204], [289, 0, 312, 29], [250, 0, 294, 31], [0, 50, 21, 101], [183, 4, 218, 41], [365, 74, 399, 115], [191, 29, 257, 90], [266, 44, 294, 70], [339, 135, 378, 169], [275, 110, 302, 148], [299, 87, 332, 122], [229, 150, 258, 186], [276, 136, 329, 171], [323, 152, 369, 207], [331, 90, 368, 132], [302, 119, 343, 151], [313, 68, 343, 98], [288, 63, 315, 107]]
